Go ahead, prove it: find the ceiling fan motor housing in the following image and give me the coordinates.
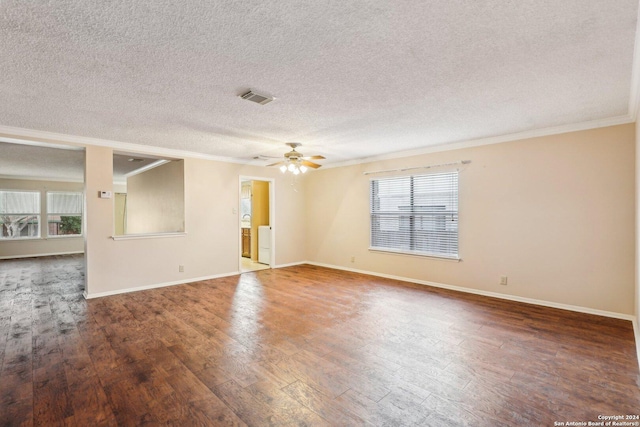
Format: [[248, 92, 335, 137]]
[[284, 143, 303, 160], [266, 142, 323, 171], [285, 151, 301, 160]]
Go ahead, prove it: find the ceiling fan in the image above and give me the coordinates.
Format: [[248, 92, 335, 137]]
[[268, 143, 325, 174]]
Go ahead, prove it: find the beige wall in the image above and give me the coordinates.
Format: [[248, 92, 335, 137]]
[[0, 178, 84, 258], [114, 193, 126, 235], [306, 124, 636, 315], [3, 124, 634, 318], [126, 160, 185, 234], [84, 149, 307, 296]]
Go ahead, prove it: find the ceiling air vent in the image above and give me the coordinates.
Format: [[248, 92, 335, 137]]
[[240, 90, 274, 105]]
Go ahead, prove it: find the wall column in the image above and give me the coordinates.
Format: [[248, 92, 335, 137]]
[[84, 145, 113, 298]]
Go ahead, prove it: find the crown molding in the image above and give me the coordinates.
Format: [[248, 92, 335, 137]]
[[323, 114, 634, 170], [0, 113, 636, 173], [0, 135, 83, 151], [0, 124, 246, 165], [0, 174, 83, 183]]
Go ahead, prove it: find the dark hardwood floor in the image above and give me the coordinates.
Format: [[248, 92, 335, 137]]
[[0, 255, 638, 426]]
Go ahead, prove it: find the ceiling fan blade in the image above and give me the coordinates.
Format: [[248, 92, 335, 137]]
[[267, 161, 286, 167], [301, 160, 322, 169], [253, 155, 280, 160], [301, 155, 325, 160]]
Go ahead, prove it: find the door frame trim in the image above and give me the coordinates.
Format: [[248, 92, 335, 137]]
[[238, 175, 275, 272]]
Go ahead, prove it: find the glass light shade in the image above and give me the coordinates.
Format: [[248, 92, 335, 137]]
[[293, 168, 300, 175], [279, 165, 287, 173], [288, 163, 295, 172], [300, 165, 308, 173]]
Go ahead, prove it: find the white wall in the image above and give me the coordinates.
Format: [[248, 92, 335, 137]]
[[306, 124, 636, 315], [84, 147, 308, 297], [0, 178, 84, 259]]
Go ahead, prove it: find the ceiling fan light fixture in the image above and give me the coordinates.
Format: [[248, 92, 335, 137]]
[[267, 143, 324, 174]]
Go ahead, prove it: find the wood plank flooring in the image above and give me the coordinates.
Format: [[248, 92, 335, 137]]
[[1, 254, 639, 426]]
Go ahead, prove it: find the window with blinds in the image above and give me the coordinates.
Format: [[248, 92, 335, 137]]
[[0, 190, 41, 239], [370, 171, 459, 259], [47, 191, 83, 236]]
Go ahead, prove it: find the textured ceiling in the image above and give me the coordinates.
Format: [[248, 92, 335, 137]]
[[0, 141, 85, 182], [0, 0, 638, 168], [0, 142, 165, 183], [112, 153, 169, 184]]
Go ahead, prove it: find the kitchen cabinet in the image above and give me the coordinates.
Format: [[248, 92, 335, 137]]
[[242, 228, 251, 258]]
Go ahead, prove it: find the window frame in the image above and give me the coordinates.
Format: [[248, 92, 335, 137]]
[[0, 189, 42, 240], [369, 171, 460, 260], [46, 191, 84, 238]]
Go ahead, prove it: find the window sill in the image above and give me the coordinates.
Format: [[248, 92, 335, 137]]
[[0, 236, 84, 241], [111, 232, 187, 241], [369, 247, 461, 261]]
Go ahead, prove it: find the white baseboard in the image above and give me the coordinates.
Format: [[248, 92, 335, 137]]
[[308, 263, 640, 369], [273, 261, 307, 269], [84, 270, 241, 299], [306, 261, 636, 322], [80, 259, 640, 369], [0, 250, 84, 260], [83, 261, 309, 300]]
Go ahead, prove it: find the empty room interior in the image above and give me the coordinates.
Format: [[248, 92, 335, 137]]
[[1, 1, 640, 426]]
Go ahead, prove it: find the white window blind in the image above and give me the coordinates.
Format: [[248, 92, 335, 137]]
[[47, 192, 83, 214], [0, 190, 41, 239], [0, 190, 40, 214], [370, 171, 459, 259]]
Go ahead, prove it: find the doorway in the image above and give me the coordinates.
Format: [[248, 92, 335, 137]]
[[239, 177, 273, 272]]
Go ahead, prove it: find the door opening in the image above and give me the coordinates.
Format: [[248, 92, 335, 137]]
[[239, 177, 273, 272]]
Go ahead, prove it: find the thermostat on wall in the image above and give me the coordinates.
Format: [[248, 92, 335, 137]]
[[99, 191, 112, 199]]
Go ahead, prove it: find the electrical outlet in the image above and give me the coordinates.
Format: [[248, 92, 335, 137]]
[[500, 275, 508, 285], [179, 265, 184, 273], [350, 256, 355, 263]]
